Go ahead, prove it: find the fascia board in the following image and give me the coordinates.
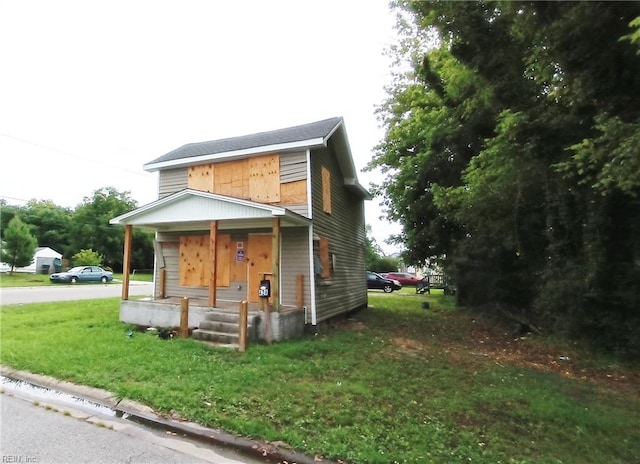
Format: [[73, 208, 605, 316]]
[[110, 189, 311, 226], [344, 178, 373, 200], [143, 138, 326, 172]]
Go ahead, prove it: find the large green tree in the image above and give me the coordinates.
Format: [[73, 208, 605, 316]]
[[20, 199, 73, 256], [370, 1, 640, 353], [69, 187, 153, 271], [1, 216, 37, 273]]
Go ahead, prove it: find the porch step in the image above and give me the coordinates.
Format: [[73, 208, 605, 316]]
[[192, 329, 240, 345], [191, 310, 261, 345]]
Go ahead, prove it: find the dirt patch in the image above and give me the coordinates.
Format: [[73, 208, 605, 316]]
[[367, 310, 640, 395], [330, 317, 368, 332], [453, 317, 640, 395]]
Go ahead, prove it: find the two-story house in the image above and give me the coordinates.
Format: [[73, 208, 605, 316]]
[[110, 117, 370, 343]]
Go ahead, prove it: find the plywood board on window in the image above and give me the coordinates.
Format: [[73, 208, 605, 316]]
[[216, 233, 231, 287], [279, 180, 307, 205], [322, 166, 332, 213], [180, 235, 210, 287], [249, 154, 280, 203], [230, 240, 248, 282], [188, 164, 214, 193], [214, 159, 250, 199], [247, 234, 272, 303], [319, 236, 330, 278], [179, 233, 231, 287]]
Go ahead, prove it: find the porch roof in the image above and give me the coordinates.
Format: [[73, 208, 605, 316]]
[[109, 189, 310, 232]]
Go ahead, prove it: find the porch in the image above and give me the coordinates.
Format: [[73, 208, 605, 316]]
[[119, 297, 306, 343]]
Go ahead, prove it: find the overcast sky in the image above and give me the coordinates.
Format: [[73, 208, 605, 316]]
[[1, 0, 402, 253]]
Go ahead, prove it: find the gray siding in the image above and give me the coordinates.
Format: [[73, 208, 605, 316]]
[[280, 151, 307, 183], [158, 168, 188, 198], [310, 144, 368, 322], [280, 227, 311, 318]]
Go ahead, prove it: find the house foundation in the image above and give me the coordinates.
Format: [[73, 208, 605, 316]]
[[119, 299, 305, 343]]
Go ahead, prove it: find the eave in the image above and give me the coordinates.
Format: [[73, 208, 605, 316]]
[[110, 189, 311, 232]]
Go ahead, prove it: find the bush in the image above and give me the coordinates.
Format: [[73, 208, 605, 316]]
[[72, 249, 103, 266]]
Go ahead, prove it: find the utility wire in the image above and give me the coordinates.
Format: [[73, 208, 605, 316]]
[[0, 132, 151, 177]]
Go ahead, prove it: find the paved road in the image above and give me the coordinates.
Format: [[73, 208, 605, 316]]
[[1, 381, 265, 464], [0, 282, 154, 305]]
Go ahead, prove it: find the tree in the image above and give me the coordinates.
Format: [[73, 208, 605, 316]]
[[69, 187, 153, 271], [371, 1, 640, 354], [365, 225, 401, 273], [20, 199, 73, 256], [0, 203, 22, 241], [72, 249, 103, 266], [1, 217, 37, 273]]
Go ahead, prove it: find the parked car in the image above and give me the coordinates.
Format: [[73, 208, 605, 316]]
[[383, 272, 423, 287], [367, 271, 402, 293], [50, 266, 114, 284]]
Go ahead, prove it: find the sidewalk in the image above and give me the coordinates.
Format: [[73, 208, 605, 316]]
[[1, 366, 331, 464]]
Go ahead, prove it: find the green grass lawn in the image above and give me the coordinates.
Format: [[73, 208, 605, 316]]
[[0, 272, 52, 287], [1, 290, 639, 463], [0, 272, 153, 287]]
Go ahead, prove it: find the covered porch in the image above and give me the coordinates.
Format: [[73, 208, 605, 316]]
[[110, 189, 313, 342]]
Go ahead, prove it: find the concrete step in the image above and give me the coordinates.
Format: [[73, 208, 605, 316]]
[[199, 320, 241, 332], [203, 311, 261, 324], [192, 329, 239, 345]]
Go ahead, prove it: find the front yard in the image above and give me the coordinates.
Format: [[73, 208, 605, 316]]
[[1, 290, 638, 463], [0, 272, 153, 287]]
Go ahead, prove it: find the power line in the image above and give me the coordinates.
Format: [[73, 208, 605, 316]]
[[0, 132, 151, 177]]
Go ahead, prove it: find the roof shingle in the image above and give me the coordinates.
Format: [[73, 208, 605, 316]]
[[145, 117, 343, 167]]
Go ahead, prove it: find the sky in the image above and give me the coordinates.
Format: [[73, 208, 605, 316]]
[[1, 0, 402, 254]]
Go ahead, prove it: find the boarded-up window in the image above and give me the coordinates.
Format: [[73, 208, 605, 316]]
[[179, 233, 231, 287], [214, 159, 250, 199], [249, 154, 280, 202], [319, 236, 331, 278], [215, 234, 231, 286], [188, 164, 214, 192], [322, 166, 331, 214], [280, 180, 307, 204], [180, 235, 209, 287]]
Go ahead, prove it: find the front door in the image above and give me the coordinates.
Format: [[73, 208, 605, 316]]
[[247, 234, 272, 304]]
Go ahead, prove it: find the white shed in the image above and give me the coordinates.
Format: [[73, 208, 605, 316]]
[[1, 247, 63, 274]]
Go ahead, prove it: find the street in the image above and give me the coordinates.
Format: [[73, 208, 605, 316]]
[[0, 380, 267, 464], [0, 282, 154, 305]]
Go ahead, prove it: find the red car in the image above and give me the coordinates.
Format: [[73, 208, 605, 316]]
[[383, 272, 422, 286]]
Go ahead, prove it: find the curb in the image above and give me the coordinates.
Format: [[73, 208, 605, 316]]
[[1, 366, 333, 464]]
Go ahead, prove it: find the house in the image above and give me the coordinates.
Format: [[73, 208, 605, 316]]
[[0, 246, 62, 274], [110, 117, 371, 342]]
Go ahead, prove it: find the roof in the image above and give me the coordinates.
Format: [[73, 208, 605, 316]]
[[109, 189, 311, 232], [34, 247, 62, 258], [143, 116, 371, 199], [144, 117, 344, 171]]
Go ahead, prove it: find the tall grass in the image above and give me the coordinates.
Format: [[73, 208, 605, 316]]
[[1, 292, 638, 463]]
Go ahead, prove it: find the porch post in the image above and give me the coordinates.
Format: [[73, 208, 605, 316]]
[[209, 220, 218, 307], [122, 224, 132, 300], [272, 217, 280, 312]]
